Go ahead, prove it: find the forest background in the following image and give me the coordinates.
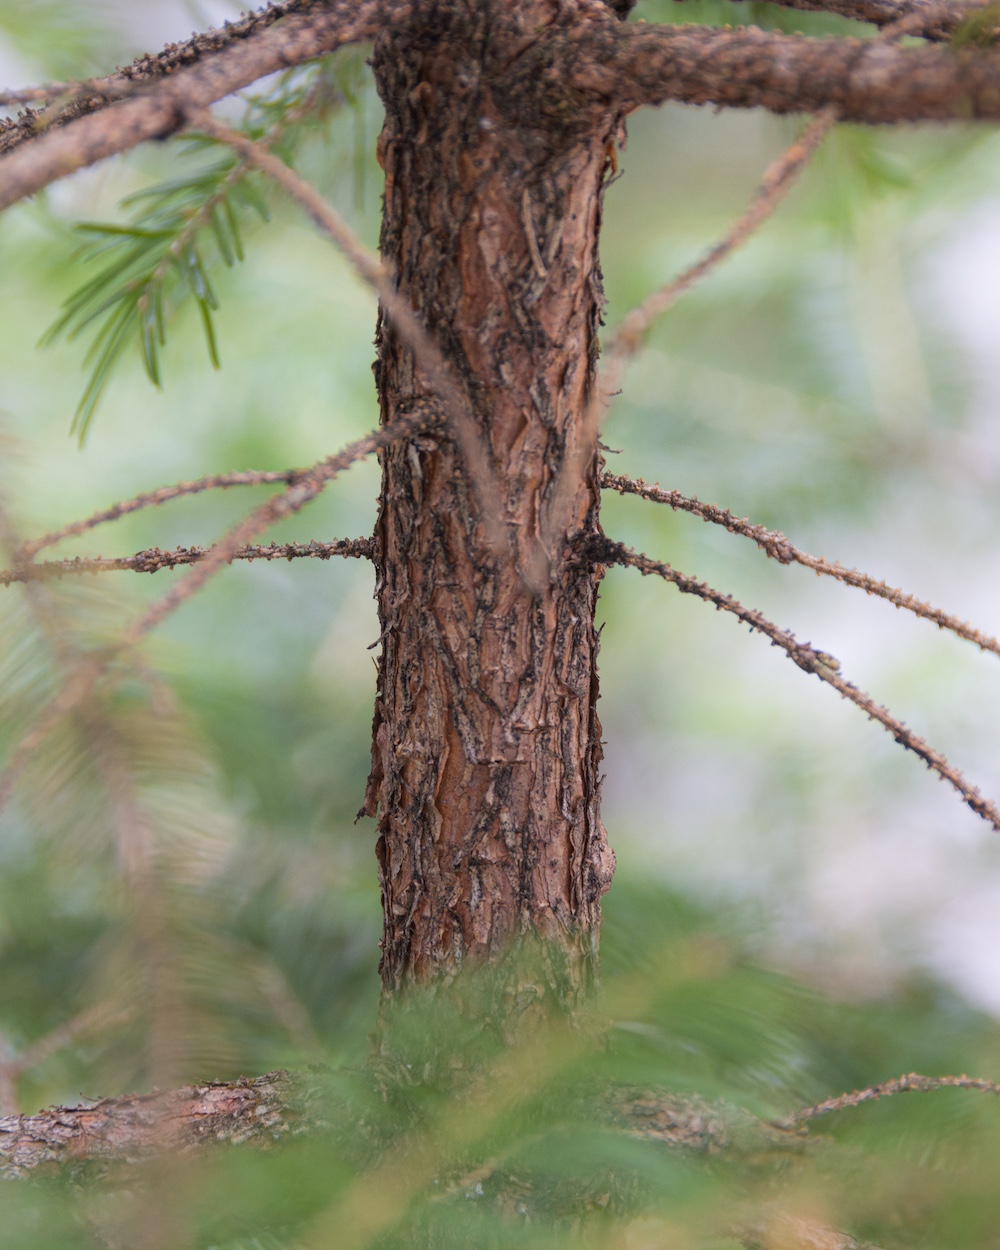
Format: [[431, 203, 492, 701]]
[[5, 0, 1000, 1246]]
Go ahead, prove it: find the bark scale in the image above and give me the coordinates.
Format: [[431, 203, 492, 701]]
[[363, 0, 623, 1014]]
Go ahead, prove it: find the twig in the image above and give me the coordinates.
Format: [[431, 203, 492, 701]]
[[780, 1072, 1000, 1128], [598, 538, 1000, 833], [544, 108, 835, 560], [2, 538, 374, 586], [548, 8, 920, 559], [187, 109, 507, 553], [0, 405, 436, 814], [21, 468, 304, 559], [607, 109, 838, 368], [0, 0, 335, 149], [601, 471, 1000, 661], [0, 83, 76, 107], [13, 1003, 135, 1080], [0, 1, 395, 213]]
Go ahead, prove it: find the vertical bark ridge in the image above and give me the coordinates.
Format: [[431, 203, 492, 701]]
[[364, 0, 621, 1012]]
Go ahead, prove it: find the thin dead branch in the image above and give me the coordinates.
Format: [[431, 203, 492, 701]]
[[608, 110, 836, 366], [545, 108, 833, 559], [0, 0, 343, 151], [781, 1072, 1000, 1127], [601, 471, 1000, 660], [598, 538, 1000, 833], [22, 469, 304, 560], [0, 404, 437, 815], [2, 538, 374, 587], [0, 1, 397, 213], [188, 110, 506, 550]]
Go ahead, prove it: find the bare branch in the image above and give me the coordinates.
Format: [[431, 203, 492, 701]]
[[607, 110, 836, 364], [0, 0, 399, 214], [189, 111, 507, 551], [570, 22, 1000, 123], [722, 0, 999, 41], [0, 404, 437, 814], [598, 538, 1000, 833], [544, 108, 833, 558], [0, 0, 330, 148], [601, 472, 1000, 661], [22, 469, 304, 560], [781, 1072, 1000, 1127], [2, 538, 374, 586]]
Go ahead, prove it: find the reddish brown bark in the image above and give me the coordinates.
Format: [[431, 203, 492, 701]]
[[362, 0, 620, 1009]]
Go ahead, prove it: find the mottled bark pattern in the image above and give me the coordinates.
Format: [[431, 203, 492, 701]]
[[365, 0, 620, 1005]]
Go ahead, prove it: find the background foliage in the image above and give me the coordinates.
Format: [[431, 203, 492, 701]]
[[3, 0, 1000, 1245]]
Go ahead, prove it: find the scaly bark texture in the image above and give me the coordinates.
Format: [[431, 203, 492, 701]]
[[363, 0, 621, 1008]]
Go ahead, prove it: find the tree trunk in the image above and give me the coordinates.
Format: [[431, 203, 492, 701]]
[[363, 0, 621, 1018]]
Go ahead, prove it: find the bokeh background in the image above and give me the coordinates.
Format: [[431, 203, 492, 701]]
[[3, 0, 1000, 1205]]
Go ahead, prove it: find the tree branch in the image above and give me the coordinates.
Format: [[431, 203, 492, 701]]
[[722, 0, 1000, 41], [0, 0, 331, 148], [189, 110, 508, 553], [21, 470, 306, 560], [601, 472, 1000, 661], [0, 403, 437, 815], [0, 0, 401, 214], [570, 21, 1000, 123], [597, 537, 1000, 832], [0, 1070, 306, 1178], [781, 1071, 1000, 1127], [1, 538, 374, 586]]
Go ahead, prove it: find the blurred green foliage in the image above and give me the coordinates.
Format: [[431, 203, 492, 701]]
[[3, 0, 1000, 1246]]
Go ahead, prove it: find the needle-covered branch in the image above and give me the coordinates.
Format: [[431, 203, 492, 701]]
[[1, 538, 374, 587], [597, 537, 1000, 833], [602, 472, 1000, 660]]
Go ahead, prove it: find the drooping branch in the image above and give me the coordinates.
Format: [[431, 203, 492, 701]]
[[0, 0, 399, 214], [1, 538, 374, 586], [601, 472, 1000, 660], [568, 21, 1000, 123], [597, 538, 1000, 832]]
